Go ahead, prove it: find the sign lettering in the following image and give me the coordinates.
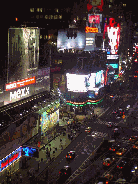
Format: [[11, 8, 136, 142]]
[[10, 87, 30, 101], [6, 77, 35, 91], [85, 27, 98, 33]]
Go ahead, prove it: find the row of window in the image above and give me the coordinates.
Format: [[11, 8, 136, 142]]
[[30, 8, 70, 13], [34, 15, 62, 19], [40, 35, 56, 40], [30, 8, 59, 13]]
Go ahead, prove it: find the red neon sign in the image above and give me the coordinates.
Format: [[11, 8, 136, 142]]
[[87, 0, 104, 12], [5, 77, 36, 91], [85, 27, 98, 33]]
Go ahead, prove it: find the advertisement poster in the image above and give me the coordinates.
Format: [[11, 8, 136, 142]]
[[40, 109, 59, 134]]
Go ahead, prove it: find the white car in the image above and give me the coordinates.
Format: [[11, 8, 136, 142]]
[[91, 132, 98, 137]]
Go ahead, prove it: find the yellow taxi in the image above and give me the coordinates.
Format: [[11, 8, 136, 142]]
[[133, 141, 138, 149], [116, 148, 127, 156]]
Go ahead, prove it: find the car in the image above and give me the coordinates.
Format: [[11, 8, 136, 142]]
[[131, 164, 138, 175], [104, 173, 114, 181], [129, 136, 138, 143], [113, 127, 120, 135], [133, 141, 138, 149], [66, 151, 75, 160], [117, 160, 127, 169], [103, 157, 115, 167], [85, 127, 92, 133], [59, 166, 71, 178], [109, 144, 120, 152], [116, 148, 127, 156], [107, 122, 113, 128], [91, 131, 98, 137]]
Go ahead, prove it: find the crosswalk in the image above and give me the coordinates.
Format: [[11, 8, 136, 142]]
[[132, 127, 138, 132], [91, 131, 108, 139], [94, 119, 111, 126]]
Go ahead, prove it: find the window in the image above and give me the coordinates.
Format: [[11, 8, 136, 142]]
[[55, 8, 59, 13], [36, 15, 39, 19], [30, 8, 34, 12], [40, 8, 43, 12], [59, 15, 62, 19], [40, 15, 43, 18], [46, 35, 48, 39], [83, 17, 86, 20], [135, 23, 137, 26], [123, 4, 126, 7], [54, 15, 58, 19], [37, 8, 40, 12], [40, 35, 42, 39], [49, 15, 51, 19], [45, 15, 48, 19], [109, 5, 112, 8], [51, 15, 53, 19], [77, 16, 79, 20]]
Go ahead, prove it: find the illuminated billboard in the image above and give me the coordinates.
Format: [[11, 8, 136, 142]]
[[57, 28, 86, 50], [40, 109, 59, 134], [106, 64, 118, 69], [86, 14, 102, 33], [87, 0, 104, 12], [5, 77, 35, 91], [66, 72, 104, 92], [103, 18, 120, 54], [84, 33, 95, 51], [8, 28, 39, 82], [22, 146, 39, 158], [0, 146, 22, 172]]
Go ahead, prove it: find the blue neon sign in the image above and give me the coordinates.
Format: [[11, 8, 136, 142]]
[[22, 146, 39, 158]]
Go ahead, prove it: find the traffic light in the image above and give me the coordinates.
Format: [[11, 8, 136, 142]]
[[15, 17, 18, 21]]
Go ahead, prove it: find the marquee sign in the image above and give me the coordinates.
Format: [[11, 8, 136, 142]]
[[6, 77, 35, 91], [85, 27, 98, 33]]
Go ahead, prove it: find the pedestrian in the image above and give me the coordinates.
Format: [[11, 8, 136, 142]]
[[19, 174, 22, 183]]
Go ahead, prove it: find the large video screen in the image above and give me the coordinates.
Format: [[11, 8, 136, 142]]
[[57, 28, 86, 50], [66, 73, 98, 92]]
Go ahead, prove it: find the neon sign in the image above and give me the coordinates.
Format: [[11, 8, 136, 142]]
[[6, 76, 35, 91], [103, 18, 120, 55], [22, 146, 39, 158], [85, 27, 98, 33], [0, 146, 22, 172]]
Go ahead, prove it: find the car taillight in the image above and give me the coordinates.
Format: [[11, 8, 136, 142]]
[[103, 163, 105, 165], [109, 148, 111, 150], [65, 172, 66, 175], [113, 149, 115, 151], [59, 171, 61, 174], [107, 163, 109, 166], [117, 166, 119, 168], [121, 167, 123, 169], [70, 156, 72, 158], [133, 145, 136, 148], [66, 155, 67, 158]]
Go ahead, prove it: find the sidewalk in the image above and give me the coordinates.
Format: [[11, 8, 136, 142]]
[[0, 127, 81, 184]]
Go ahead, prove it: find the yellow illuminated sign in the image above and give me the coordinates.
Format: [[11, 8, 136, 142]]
[[85, 27, 98, 33]]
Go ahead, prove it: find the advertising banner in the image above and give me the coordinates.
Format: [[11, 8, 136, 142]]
[[86, 14, 102, 33], [0, 146, 22, 172], [40, 109, 59, 135], [5, 77, 35, 91], [57, 28, 86, 50]]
